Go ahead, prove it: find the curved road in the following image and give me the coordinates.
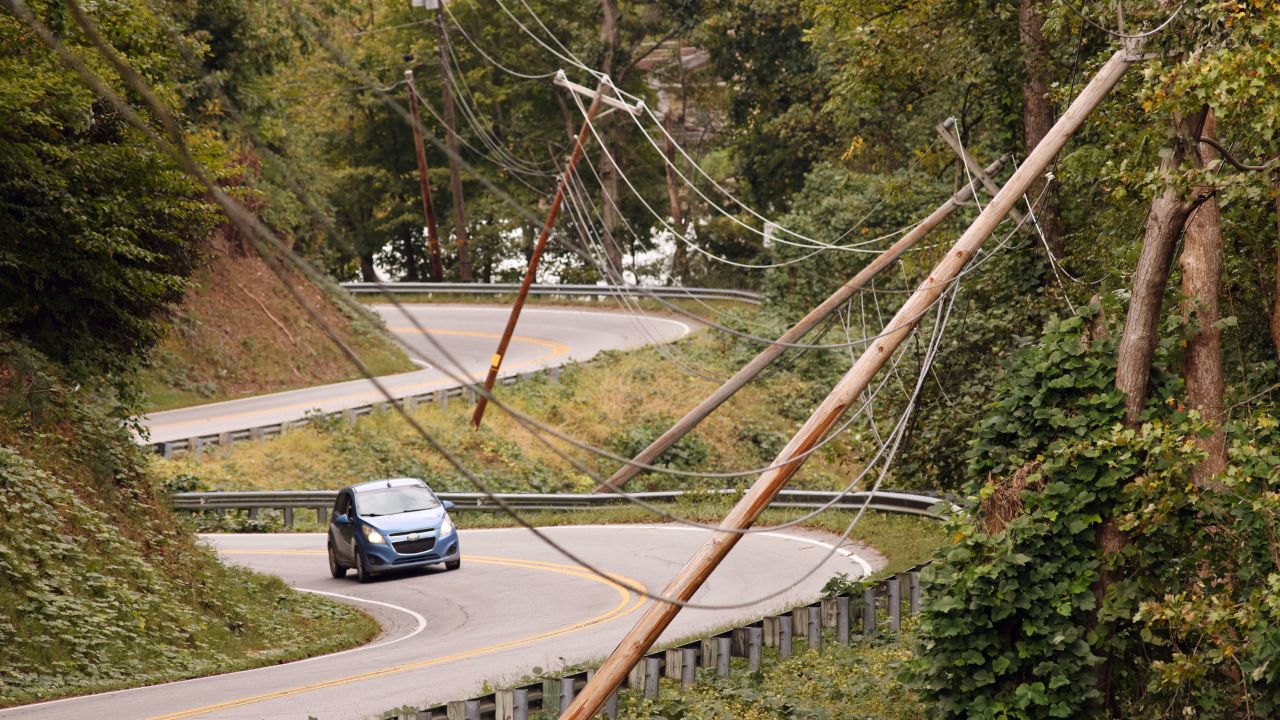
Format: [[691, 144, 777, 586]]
[[4, 525, 882, 720], [143, 305, 691, 445]]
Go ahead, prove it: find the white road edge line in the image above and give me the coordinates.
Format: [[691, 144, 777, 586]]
[[0, 589, 427, 714], [509, 523, 875, 578]]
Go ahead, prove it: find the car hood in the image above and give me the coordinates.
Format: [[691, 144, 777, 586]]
[[363, 507, 445, 533]]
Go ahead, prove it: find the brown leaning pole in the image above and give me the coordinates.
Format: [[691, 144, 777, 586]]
[[597, 154, 1009, 492], [470, 83, 608, 428], [562, 42, 1143, 720]]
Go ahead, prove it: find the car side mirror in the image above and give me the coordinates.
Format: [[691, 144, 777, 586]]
[[442, 500, 455, 512], [334, 513, 351, 526]]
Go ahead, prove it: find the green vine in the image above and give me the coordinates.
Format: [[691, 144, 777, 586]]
[[909, 312, 1280, 718]]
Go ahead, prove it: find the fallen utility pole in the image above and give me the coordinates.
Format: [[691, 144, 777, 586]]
[[471, 76, 643, 428], [563, 43, 1143, 720], [434, 3, 473, 281], [596, 153, 1007, 492], [405, 70, 445, 282]]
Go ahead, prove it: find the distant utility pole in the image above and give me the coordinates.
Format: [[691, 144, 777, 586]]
[[432, 0, 472, 281], [405, 69, 445, 282], [471, 74, 643, 429]]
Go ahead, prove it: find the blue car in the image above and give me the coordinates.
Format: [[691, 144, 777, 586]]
[[328, 478, 461, 582]]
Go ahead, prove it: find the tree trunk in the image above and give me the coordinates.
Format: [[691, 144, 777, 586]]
[[1102, 110, 1210, 710], [359, 253, 379, 282], [597, 0, 624, 282], [1272, 186, 1280, 357], [1115, 113, 1209, 424], [663, 109, 687, 281], [1179, 110, 1226, 483], [436, 6, 472, 281], [1017, 0, 1065, 267]]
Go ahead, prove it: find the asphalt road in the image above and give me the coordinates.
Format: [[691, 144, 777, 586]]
[[4, 525, 882, 720], [142, 305, 692, 444]]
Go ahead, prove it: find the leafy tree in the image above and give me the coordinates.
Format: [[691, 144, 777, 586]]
[[0, 1, 221, 403]]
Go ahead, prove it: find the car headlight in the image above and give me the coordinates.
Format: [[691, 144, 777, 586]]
[[362, 525, 386, 544], [439, 514, 455, 536]]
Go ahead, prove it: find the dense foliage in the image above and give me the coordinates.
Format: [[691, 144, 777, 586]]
[[911, 314, 1280, 718], [0, 3, 219, 398]]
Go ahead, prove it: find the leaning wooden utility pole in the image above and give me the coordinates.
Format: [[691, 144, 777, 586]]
[[405, 69, 445, 282], [597, 153, 1008, 492], [434, 2, 472, 281], [471, 75, 643, 428], [563, 43, 1144, 720]]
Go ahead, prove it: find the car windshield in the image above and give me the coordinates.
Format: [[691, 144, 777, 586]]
[[354, 485, 440, 517]]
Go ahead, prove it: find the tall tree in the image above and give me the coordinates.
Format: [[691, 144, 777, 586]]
[[1017, 0, 1065, 263], [1179, 110, 1226, 482], [1114, 110, 1211, 425]]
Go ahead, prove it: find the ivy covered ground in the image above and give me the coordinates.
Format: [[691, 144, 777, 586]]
[[0, 342, 378, 706]]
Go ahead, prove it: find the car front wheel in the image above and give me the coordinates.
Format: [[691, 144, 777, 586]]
[[445, 557, 461, 571], [328, 543, 347, 579], [354, 552, 372, 583]]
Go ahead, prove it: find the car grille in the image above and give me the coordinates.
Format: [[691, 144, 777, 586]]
[[393, 537, 436, 555]]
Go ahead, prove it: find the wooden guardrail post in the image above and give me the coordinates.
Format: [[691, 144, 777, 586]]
[[715, 636, 731, 678], [445, 699, 479, 720], [777, 615, 793, 659], [887, 579, 902, 632], [512, 688, 529, 720], [283, 506, 294, 528], [836, 596, 851, 644], [642, 656, 661, 699], [495, 689, 514, 720], [807, 605, 822, 652], [862, 586, 877, 638], [558, 675, 576, 712], [747, 626, 762, 671], [680, 647, 697, 687]]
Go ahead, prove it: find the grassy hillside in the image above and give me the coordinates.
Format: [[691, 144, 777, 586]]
[[140, 234, 414, 411], [151, 330, 872, 494], [0, 339, 377, 706]]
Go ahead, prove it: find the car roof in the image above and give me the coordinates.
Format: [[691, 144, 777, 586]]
[[350, 477, 429, 493]]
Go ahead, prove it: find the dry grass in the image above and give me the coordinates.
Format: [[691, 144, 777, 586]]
[[140, 240, 414, 412]]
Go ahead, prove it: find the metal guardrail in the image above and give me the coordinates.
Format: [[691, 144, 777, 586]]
[[341, 282, 764, 305], [171, 488, 952, 523], [150, 366, 556, 457]]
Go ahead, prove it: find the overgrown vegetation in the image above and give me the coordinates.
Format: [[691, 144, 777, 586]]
[[911, 313, 1280, 718], [0, 339, 377, 706]]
